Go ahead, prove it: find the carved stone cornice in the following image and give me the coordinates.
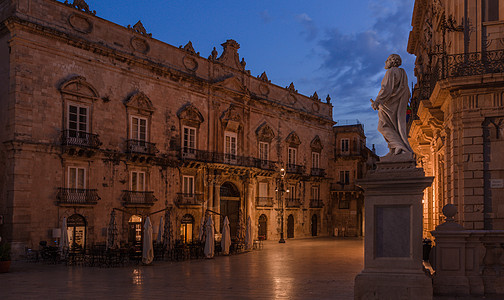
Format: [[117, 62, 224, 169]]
[[256, 122, 275, 143]]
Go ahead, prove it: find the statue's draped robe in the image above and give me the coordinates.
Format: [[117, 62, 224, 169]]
[[375, 67, 412, 153]]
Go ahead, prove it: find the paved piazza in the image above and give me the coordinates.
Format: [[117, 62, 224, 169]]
[[0, 238, 363, 299]]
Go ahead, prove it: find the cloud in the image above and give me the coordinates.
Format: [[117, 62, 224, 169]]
[[314, 1, 415, 155], [296, 13, 318, 41], [260, 10, 271, 23]]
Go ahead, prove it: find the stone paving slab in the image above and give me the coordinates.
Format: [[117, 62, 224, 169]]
[[0, 237, 364, 300]]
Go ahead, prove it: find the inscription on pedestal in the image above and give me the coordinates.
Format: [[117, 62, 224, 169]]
[[375, 205, 410, 257]]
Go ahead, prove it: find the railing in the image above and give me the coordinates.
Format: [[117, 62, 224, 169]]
[[57, 188, 100, 205], [122, 191, 157, 206], [309, 199, 324, 208], [286, 164, 305, 175], [410, 49, 504, 123], [256, 197, 274, 207], [126, 139, 157, 155], [175, 193, 204, 206], [310, 168, 326, 177], [286, 198, 301, 208], [180, 148, 278, 170], [61, 130, 101, 149]]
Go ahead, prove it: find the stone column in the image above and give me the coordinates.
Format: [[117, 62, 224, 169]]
[[354, 160, 433, 300]]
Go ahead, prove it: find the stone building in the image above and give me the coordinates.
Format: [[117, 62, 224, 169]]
[[408, 0, 504, 236], [0, 0, 362, 256], [330, 123, 377, 237]]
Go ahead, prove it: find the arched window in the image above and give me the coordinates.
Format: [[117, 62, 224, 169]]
[[128, 215, 143, 246], [258, 214, 267, 240], [181, 214, 194, 244]]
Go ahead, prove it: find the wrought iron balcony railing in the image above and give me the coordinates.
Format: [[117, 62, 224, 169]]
[[286, 164, 305, 175], [122, 190, 157, 206], [61, 130, 101, 149], [175, 193, 204, 206], [309, 199, 324, 208], [126, 139, 157, 155], [286, 198, 301, 208], [310, 168, 326, 177], [256, 197, 274, 207], [57, 188, 100, 205], [179, 148, 278, 170]]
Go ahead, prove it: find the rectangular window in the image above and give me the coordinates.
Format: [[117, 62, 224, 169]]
[[259, 142, 269, 161], [183, 126, 196, 154], [288, 147, 297, 165], [288, 185, 296, 200], [68, 104, 88, 137], [340, 170, 350, 185], [258, 182, 268, 197], [131, 171, 146, 191], [183, 176, 194, 195], [68, 167, 86, 189], [341, 139, 349, 152], [485, 0, 500, 21], [311, 186, 320, 200], [312, 152, 320, 169], [224, 132, 237, 162], [131, 116, 148, 141]]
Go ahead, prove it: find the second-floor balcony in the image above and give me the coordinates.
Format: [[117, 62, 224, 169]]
[[126, 139, 157, 155], [180, 148, 277, 170], [310, 168, 326, 177], [61, 130, 101, 149], [309, 199, 324, 208], [256, 197, 274, 207], [286, 198, 301, 208], [286, 164, 305, 175], [56, 188, 100, 205], [122, 190, 157, 207], [175, 193, 204, 207]]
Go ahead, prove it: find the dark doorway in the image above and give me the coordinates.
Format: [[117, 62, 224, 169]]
[[67, 214, 87, 249], [258, 214, 267, 240], [311, 214, 318, 236], [287, 214, 294, 238], [220, 182, 241, 238], [181, 214, 194, 244]]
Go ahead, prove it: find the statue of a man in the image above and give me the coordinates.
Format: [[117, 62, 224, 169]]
[[370, 54, 413, 159]]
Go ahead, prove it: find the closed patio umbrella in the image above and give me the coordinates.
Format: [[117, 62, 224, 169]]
[[106, 210, 119, 250], [59, 217, 69, 254], [245, 215, 253, 250], [198, 214, 206, 242], [157, 216, 164, 245], [204, 215, 214, 259], [221, 216, 231, 255], [142, 216, 154, 265]]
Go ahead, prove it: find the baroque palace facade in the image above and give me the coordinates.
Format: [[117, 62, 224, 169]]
[[408, 0, 504, 236], [0, 0, 375, 256]]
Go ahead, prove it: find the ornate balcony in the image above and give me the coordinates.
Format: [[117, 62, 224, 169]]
[[126, 139, 157, 155], [122, 191, 157, 207], [309, 199, 324, 208], [179, 148, 277, 170], [57, 188, 100, 205], [286, 164, 305, 175], [257, 160, 276, 171], [256, 197, 274, 207], [310, 168, 326, 177], [175, 193, 204, 207], [61, 130, 101, 149], [286, 198, 301, 208]]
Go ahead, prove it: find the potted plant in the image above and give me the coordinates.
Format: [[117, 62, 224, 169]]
[[0, 242, 12, 273]]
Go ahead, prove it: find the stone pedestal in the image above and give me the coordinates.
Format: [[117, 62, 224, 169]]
[[354, 160, 433, 300]]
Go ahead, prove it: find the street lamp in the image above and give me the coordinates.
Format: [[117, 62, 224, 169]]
[[276, 167, 289, 243]]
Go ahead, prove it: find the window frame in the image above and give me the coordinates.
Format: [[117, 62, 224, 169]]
[[182, 125, 197, 154], [183, 175, 195, 195], [68, 166, 86, 189], [312, 152, 320, 169], [259, 142, 269, 162], [130, 115, 148, 142], [67, 103, 89, 135], [311, 186, 320, 200], [130, 171, 146, 192], [288, 147, 297, 166], [341, 138, 349, 153]]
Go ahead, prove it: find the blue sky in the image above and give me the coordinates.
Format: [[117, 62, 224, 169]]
[[84, 0, 415, 156]]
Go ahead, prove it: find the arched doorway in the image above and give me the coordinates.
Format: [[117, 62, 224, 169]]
[[180, 214, 194, 244], [67, 214, 86, 249], [287, 214, 294, 238], [258, 214, 267, 240], [220, 182, 241, 238], [128, 215, 142, 246], [311, 214, 318, 236]]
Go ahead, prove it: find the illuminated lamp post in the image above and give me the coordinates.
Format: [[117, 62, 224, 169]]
[[276, 167, 289, 243]]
